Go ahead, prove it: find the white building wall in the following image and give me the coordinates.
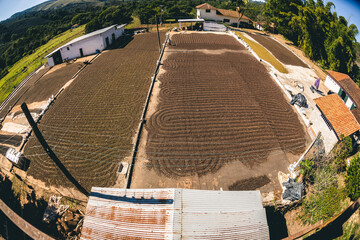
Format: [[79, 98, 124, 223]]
[[47, 57, 55, 67], [55, 25, 125, 62], [346, 97, 355, 109], [255, 24, 264, 31], [324, 75, 341, 94], [324, 74, 356, 109], [309, 107, 339, 153], [197, 9, 248, 25], [60, 35, 104, 60]]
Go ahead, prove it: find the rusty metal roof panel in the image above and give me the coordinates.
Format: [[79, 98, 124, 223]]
[[81, 188, 269, 240], [81, 188, 180, 240]]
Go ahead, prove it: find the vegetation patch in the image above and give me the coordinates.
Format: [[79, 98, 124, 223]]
[[235, 32, 288, 73], [0, 26, 85, 103]]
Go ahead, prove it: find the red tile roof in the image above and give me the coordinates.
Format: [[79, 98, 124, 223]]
[[196, 3, 252, 21], [314, 94, 360, 138], [196, 3, 217, 10], [326, 70, 351, 82], [326, 70, 360, 106], [351, 107, 360, 125]]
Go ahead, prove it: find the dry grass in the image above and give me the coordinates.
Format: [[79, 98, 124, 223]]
[[235, 32, 288, 74]]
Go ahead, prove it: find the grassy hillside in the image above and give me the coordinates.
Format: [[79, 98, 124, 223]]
[[12, 0, 105, 15], [0, 25, 85, 103]]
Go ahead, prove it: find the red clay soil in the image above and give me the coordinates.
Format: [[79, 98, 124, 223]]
[[248, 33, 309, 68], [145, 33, 308, 178], [23, 32, 164, 191]]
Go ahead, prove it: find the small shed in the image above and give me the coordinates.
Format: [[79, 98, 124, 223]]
[[45, 24, 126, 67], [310, 94, 360, 152], [324, 70, 360, 110], [81, 188, 270, 239]]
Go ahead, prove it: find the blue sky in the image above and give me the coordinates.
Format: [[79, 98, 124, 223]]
[[0, 0, 359, 41], [0, 0, 49, 21], [326, 0, 360, 42]]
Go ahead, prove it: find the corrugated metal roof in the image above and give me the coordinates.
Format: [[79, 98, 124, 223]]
[[81, 188, 269, 240], [45, 24, 126, 58]]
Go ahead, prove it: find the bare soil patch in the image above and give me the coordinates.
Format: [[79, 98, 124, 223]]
[[228, 175, 271, 190], [144, 33, 308, 179], [248, 33, 309, 68], [23, 32, 164, 192]]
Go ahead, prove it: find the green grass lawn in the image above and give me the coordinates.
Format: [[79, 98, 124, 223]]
[[235, 32, 288, 74], [0, 25, 85, 103], [125, 15, 141, 29]]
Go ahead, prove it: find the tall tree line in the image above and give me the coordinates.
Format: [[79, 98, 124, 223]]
[[265, 0, 359, 83]]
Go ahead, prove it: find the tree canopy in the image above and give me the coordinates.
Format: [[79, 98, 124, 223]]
[[265, 0, 359, 82]]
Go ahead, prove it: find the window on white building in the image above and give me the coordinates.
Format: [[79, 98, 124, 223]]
[[223, 19, 230, 23], [206, 9, 210, 13]]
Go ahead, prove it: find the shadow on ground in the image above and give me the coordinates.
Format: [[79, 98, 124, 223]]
[[266, 206, 289, 239], [0, 171, 58, 239]]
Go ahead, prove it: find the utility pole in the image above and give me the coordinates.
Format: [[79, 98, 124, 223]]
[[21, 103, 89, 197], [155, 14, 161, 53]]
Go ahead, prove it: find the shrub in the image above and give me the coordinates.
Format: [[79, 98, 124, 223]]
[[300, 166, 346, 224], [334, 135, 353, 171], [300, 158, 314, 183], [346, 154, 360, 201]]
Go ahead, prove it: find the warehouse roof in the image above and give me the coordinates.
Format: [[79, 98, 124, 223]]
[[81, 188, 269, 240], [45, 24, 126, 58], [314, 94, 360, 138], [326, 70, 360, 106]]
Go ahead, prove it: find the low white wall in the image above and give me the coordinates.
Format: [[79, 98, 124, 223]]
[[309, 107, 339, 153]]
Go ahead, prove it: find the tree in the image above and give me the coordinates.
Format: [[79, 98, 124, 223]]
[[235, 0, 249, 28], [346, 154, 360, 201]]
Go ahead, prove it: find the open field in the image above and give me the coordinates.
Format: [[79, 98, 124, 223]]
[[248, 32, 309, 68], [0, 26, 85, 104], [23, 32, 164, 192], [131, 33, 309, 192]]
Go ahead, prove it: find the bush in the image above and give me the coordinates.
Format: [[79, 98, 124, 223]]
[[334, 135, 353, 171], [300, 158, 314, 183], [300, 166, 346, 224], [346, 154, 360, 201]]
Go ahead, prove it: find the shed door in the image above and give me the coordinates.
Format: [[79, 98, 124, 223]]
[[79, 48, 84, 57], [105, 37, 110, 48], [52, 50, 63, 65]]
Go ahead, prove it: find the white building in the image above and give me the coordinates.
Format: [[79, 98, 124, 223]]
[[46, 24, 126, 67], [310, 94, 360, 153], [81, 187, 270, 239], [196, 3, 253, 27], [255, 22, 265, 31], [324, 70, 360, 110]]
